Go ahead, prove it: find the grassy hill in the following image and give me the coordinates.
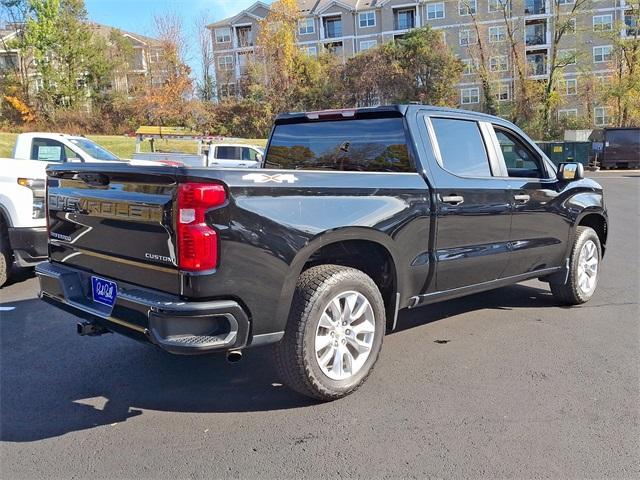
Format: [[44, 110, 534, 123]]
[[0, 132, 267, 159]]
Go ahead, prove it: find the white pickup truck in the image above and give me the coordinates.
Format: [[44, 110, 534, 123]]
[[0, 132, 153, 286]]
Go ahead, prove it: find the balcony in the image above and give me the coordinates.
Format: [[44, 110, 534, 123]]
[[524, 0, 545, 15], [236, 26, 253, 48], [525, 21, 546, 45], [394, 8, 416, 30], [526, 51, 547, 76], [323, 16, 342, 39], [324, 41, 344, 56]]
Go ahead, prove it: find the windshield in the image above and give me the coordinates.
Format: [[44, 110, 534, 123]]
[[69, 138, 121, 161]]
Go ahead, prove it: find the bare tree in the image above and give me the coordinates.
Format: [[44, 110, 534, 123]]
[[194, 10, 215, 102], [541, 0, 590, 136]]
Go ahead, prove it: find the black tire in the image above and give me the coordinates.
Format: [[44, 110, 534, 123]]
[[273, 265, 386, 401], [0, 219, 12, 287], [549, 226, 601, 305]]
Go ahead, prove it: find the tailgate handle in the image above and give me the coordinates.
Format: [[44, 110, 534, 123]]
[[77, 173, 110, 187]]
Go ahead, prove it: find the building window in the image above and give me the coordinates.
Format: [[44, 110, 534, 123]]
[[524, 0, 545, 15], [215, 27, 231, 43], [594, 106, 611, 126], [597, 74, 612, 85], [218, 55, 234, 70], [323, 16, 342, 38], [394, 8, 416, 30], [593, 14, 613, 31], [488, 0, 507, 12], [527, 51, 547, 75], [495, 83, 510, 101], [360, 39, 378, 51], [236, 26, 252, 47], [459, 29, 477, 46], [462, 58, 477, 75], [526, 20, 546, 46], [593, 45, 613, 63], [558, 49, 577, 66], [489, 55, 509, 72], [359, 11, 376, 28], [302, 45, 318, 56], [461, 87, 480, 104], [298, 18, 315, 35], [558, 109, 578, 120], [558, 0, 575, 4], [459, 0, 477, 15], [324, 41, 343, 56], [427, 3, 445, 20], [219, 83, 236, 98], [489, 26, 506, 42], [626, 10, 639, 36], [562, 78, 577, 95]]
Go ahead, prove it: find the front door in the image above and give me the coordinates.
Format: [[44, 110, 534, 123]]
[[490, 125, 570, 276], [426, 115, 512, 291]]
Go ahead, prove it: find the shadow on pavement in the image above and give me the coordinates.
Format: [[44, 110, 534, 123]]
[[1, 282, 555, 442]]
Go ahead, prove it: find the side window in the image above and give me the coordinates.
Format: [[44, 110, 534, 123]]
[[430, 118, 492, 177], [30, 138, 66, 163], [242, 147, 258, 161], [494, 128, 545, 178], [216, 146, 241, 160], [64, 146, 82, 161]]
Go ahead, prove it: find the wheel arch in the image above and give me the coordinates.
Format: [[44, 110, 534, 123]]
[[575, 210, 608, 256], [275, 228, 401, 333]]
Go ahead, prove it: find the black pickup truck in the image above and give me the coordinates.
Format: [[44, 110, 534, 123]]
[[37, 106, 607, 400]]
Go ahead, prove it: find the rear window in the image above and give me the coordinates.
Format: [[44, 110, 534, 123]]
[[265, 117, 413, 172]]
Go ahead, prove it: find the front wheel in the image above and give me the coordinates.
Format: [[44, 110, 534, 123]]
[[273, 265, 385, 401], [550, 226, 602, 305]]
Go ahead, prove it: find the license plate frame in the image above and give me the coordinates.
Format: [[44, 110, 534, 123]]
[[91, 276, 118, 308]]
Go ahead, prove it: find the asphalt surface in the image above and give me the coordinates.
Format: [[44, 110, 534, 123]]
[[1, 172, 638, 479]]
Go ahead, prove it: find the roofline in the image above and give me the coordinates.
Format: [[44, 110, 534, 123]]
[[313, 0, 355, 15], [206, 1, 271, 29]]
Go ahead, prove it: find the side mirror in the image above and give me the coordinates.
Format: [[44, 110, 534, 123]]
[[557, 162, 584, 181], [256, 153, 263, 163]]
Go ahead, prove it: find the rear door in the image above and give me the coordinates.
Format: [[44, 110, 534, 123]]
[[46, 164, 181, 294], [424, 114, 512, 291], [488, 125, 570, 276]]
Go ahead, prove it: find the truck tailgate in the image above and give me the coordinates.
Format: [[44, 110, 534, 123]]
[[46, 164, 181, 294]]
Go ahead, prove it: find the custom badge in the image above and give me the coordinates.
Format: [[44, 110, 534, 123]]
[[242, 173, 298, 184]]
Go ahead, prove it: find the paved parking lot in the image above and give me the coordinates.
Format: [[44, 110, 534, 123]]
[[1, 172, 638, 479]]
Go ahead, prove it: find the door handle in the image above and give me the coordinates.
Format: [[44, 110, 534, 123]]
[[514, 194, 530, 203], [441, 195, 464, 205]]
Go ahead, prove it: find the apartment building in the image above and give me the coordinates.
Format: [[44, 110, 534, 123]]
[[0, 22, 166, 97], [209, 0, 638, 126]]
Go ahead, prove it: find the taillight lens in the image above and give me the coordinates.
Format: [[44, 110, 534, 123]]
[[177, 183, 226, 271]]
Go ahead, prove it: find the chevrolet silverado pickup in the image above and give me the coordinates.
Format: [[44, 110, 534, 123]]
[[36, 106, 608, 400]]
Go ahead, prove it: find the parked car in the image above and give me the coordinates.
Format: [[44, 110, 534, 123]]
[[133, 143, 264, 168], [37, 105, 608, 400], [0, 159, 47, 286]]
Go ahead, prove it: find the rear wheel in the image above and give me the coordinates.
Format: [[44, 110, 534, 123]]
[[550, 226, 601, 305], [0, 218, 12, 287], [273, 265, 385, 401]]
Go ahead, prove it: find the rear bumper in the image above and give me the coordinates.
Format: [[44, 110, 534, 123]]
[[36, 261, 251, 355], [8, 226, 47, 267]]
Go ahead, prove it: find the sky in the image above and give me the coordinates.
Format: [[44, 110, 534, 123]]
[[84, 0, 274, 75]]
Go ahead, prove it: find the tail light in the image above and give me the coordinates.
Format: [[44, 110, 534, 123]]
[[177, 183, 226, 271]]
